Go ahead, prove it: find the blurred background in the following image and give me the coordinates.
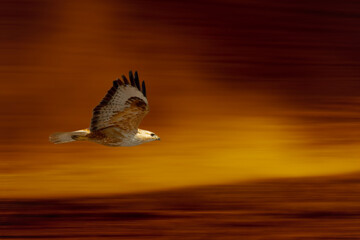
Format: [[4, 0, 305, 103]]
[[2, 0, 360, 239]]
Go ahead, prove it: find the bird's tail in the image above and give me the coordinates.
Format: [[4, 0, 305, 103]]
[[49, 129, 89, 144]]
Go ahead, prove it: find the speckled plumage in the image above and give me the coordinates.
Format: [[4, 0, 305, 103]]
[[49, 71, 160, 147]]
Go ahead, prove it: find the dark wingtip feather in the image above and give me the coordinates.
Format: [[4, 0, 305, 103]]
[[113, 80, 118, 88], [142, 80, 146, 97], [122, 75, 129, 85], [134, 71, 140, 91], [113, 78, 123, 88], [129, 71, 135, 87]]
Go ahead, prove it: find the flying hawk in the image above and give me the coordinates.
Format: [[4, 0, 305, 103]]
[[49, 71, 160, 147]]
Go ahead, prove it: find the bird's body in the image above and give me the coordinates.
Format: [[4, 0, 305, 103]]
[[49, 71, 160, 147], [73, 128, 157, 147]]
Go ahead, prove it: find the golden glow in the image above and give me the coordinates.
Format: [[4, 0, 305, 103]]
[[1, 0, 360, 199]]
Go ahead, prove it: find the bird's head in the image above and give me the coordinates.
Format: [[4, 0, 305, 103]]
[[137, 129, 160, 142]]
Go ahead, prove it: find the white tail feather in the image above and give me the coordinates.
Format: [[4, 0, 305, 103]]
[[49, 129, 89, 144]]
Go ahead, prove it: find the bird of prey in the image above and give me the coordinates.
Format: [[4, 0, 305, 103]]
[[49, 71, 160, 147]]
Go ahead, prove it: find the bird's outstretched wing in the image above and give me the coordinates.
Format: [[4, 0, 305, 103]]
[[90, 71, 149, 133]]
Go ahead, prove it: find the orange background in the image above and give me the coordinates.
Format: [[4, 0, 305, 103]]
[[2, 0, 360, 198]]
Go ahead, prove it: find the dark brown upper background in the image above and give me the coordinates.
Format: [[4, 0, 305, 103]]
[[1, 0, 360, 198]]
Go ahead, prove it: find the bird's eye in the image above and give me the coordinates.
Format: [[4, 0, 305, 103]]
[[151, 133, 155, 137]]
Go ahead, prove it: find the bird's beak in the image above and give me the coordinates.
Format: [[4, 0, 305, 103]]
[[156, 137, 161, 141]]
